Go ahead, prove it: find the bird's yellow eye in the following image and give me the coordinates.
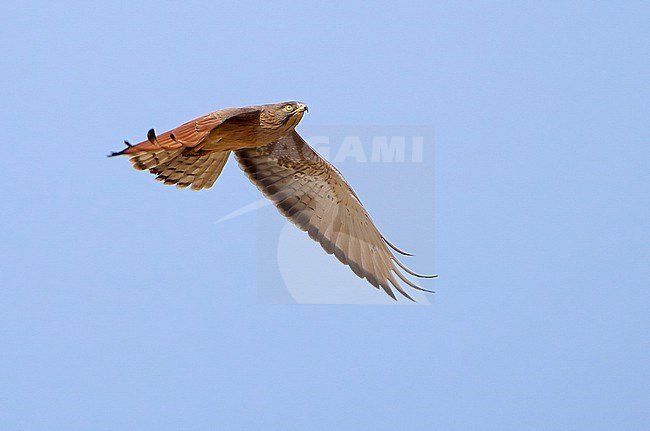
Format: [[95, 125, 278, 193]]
[[284, 104, 294, 112]]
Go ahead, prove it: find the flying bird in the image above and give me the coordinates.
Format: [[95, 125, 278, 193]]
[[110, 101, 435, 300]]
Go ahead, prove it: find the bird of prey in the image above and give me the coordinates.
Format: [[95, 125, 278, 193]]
[[110, 101, 435, 300]]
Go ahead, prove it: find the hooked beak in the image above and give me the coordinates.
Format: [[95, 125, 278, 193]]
[[297, 103, 309, 113]]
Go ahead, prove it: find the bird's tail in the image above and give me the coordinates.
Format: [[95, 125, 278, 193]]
[[126, 149, 231, 191]]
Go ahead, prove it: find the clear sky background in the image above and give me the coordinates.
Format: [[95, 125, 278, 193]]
[[1, 1, 649, 430]]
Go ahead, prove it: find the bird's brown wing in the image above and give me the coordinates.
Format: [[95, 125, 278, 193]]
[[111, 107, 260, 190], [111, 107, 261, 156], [235, 131, 435, 300]]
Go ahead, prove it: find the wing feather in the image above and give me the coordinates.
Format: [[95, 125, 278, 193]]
[[110, 106, 261, 156], [235, 131, 434, 300]]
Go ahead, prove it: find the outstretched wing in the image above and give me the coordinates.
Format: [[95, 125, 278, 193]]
[[235, 131, 435, 300], [110, 106, 260, 190], [109, 106, 261, 156]]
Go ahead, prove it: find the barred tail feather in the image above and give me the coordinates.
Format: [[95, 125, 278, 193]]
[[127, 150, 231, 191]]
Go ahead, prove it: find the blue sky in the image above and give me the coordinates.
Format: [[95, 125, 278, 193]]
[[1, 1, 649, 430]]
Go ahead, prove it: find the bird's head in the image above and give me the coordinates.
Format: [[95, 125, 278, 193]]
[[261, 101, 309, 131]]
